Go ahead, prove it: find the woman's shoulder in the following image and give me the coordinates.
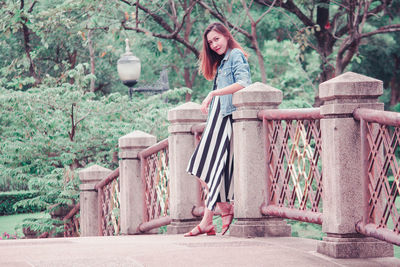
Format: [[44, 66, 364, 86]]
[[227, 48, 248, 66], [230, 48, 245, 57], [228, 48, 247, 63]]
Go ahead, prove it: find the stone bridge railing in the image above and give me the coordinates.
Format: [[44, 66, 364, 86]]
[[258, 108, 323, 225], [77, 72, 399, 259]]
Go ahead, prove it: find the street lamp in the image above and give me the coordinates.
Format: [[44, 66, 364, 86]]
[[117, 39, 141, 99]]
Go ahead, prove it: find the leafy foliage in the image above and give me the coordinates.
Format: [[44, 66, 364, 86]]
[[257, 40, 318, 108], [0, 191, 41, 215], [0, 63, 190, 194], [0, 75, 188, 234], [19, 215, 63, 238]]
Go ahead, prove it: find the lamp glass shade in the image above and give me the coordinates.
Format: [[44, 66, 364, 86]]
[[117, 54, 141, 85]]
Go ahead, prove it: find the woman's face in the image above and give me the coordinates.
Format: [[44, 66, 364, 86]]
[[206, 30, 228, 55]]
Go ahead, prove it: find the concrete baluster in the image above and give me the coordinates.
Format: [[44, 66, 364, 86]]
[[119, 130, 156, 234], [79, 164, 112, 236], [317, 72, 393, 258], [230, 82, 291, 237], [167, 102, 207, 234]]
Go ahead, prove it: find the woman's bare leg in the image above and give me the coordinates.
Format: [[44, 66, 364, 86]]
[[216, 202, 233, 214]]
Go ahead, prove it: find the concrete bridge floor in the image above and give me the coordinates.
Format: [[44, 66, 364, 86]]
[[0, 235, 399, 267]]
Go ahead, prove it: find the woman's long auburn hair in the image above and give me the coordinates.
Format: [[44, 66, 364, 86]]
[[199, 22, 248, 81]]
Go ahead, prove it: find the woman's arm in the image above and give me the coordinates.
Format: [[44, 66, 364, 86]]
[[201, 49, 251, 114], [200, 83, 244, 114]]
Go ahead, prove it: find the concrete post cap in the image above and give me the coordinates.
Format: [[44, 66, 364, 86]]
[[319, 72, 383, 101], [118, 130, 157, 149], [79, 164, 112, 183], [233, 82, 283, 108], [168, 101, 206, 123]]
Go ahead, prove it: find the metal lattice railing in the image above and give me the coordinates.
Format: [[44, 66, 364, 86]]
[[95, 168, 120, 236], [138, 139, 171, 232], [258, 108, 323, 224], [354, 108, 400, 246], [63, 203, 80, 237]]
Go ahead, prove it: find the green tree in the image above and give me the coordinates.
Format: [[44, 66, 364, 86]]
[[254, 0, 400, 105], [0, 64, 190, 193]]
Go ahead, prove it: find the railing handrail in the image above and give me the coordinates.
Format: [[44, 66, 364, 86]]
[[261, 204, 322, 225], [356, 222, 400, 246], [63, 203, 80, 237], [258, 108, 322, 121], [138, 216, 172, 233], [94, 167, 120, 191], [138, 138, 169, 159], [63, 203, 80, 221], [353, 108, 400, 127]]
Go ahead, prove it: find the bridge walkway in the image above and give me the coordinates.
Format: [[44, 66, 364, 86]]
[[0, 235, 399, 267]]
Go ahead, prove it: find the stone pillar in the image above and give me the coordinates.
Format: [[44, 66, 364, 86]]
[[119, 130, 156, 235], [317, 72, 393, 258], [229, 82, 291, 237], [79, 165, 112, 236], [167, 102, 207, 234]]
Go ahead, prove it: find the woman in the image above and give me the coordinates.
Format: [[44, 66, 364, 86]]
[[185, 22, 251, 236]]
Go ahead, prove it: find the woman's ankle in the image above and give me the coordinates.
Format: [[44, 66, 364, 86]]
[[217, 202, 233, 214]]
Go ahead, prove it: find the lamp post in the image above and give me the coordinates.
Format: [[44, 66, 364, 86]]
[[117, 39, 141, 99]]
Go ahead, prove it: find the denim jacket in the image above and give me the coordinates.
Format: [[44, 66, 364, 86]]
[[213, 48, 252, 117]]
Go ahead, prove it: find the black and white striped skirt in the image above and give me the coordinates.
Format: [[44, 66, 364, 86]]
[[186, 96, 234, 211]]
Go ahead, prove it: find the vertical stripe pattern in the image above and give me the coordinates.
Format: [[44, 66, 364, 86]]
[[186, 96, 234, 211]]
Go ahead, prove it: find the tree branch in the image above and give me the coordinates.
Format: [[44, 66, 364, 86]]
[[336, 1, 392, 38], [120, 0, 133, 6], [28, 1, 38, 13], [336, 23, 400, 75], [197, 0, 252, 39], [136, 0, 139, 28], [338, 40, 358, 74], [331, 8, 347, 38], [255, 0, 277, 25], [120, 0, 175, 32], [254, 0, 315, 27], [121, 23, 199, 58], [75, 112, 92, 127], [20, 0, 40, 85], [120, 0, 200, 57], [211, 0, 227, 21], [87, 29, 95, 92], [169, 0, 178, 24], [360, 24, 400, 39], [241, 0, 255, 24], [358, 0, 371, 34], [367, 0, 392, 18], [68, 103, 76, 141]]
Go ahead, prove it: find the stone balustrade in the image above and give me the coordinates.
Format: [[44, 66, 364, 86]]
[[79, 72, 394, 259], [317, 72, 392, 258], [167, 102, 207, 234]]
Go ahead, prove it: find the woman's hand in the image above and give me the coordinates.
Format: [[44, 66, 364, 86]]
[[200, 92, 214, 114]]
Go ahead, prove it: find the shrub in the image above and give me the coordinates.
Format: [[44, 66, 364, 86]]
[[0, 191, 43, 215]]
